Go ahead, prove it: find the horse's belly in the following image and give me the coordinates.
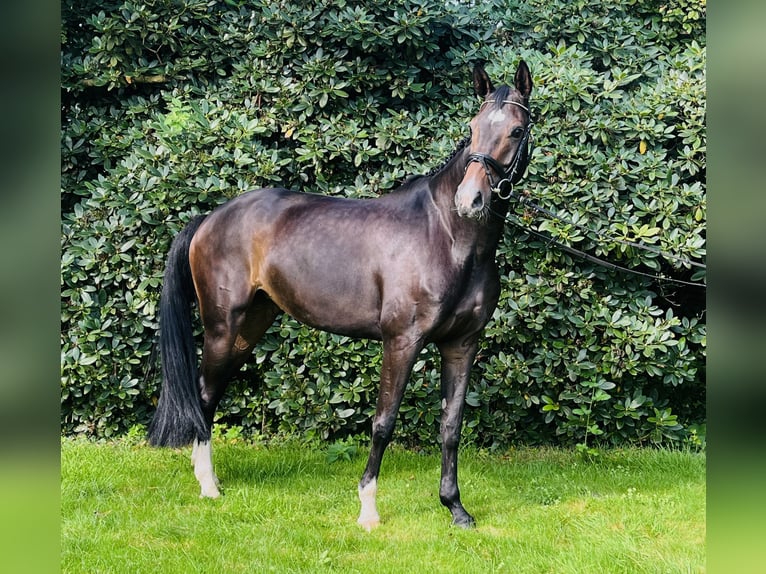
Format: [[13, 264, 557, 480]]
[[262, 264, 384, 340]]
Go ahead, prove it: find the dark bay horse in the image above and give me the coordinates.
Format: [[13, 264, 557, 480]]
[[149, 61, 533, 529]]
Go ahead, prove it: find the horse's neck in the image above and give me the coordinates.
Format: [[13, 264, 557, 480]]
[[428, 153, 506, 264]]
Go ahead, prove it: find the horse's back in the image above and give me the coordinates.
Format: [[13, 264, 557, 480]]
[[189, 186, 433, 338]]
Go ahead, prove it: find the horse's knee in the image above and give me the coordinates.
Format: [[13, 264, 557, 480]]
[[371, 416, 396, 446], [440, 405, 464, 448], [441, 423, 462, 451]]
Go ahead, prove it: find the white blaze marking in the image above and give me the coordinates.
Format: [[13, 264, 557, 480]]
[[442, 398, 447, 410], [487, 108, 508, 126], [193, 439, 221, 498], [357, 479, 380, 531]]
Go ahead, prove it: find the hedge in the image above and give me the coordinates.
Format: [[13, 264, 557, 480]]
[[61, 0, 706, 449]]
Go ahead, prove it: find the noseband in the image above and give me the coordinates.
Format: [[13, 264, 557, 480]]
[[466, 100, 533, 199]]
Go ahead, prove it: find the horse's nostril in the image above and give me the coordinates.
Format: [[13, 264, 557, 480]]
[[471, 191, 484, 210]]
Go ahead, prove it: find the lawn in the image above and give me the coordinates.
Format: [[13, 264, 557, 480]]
[[61, 437, 705, 573]]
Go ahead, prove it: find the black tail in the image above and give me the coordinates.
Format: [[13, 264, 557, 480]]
[[148, 215, 209, 447]]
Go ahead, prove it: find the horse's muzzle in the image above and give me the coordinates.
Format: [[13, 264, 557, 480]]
[[455, 165, 489, 219], [455, 189, 485, 219]]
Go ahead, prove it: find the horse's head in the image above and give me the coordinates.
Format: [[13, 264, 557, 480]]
[[455, 61, 533, 219]]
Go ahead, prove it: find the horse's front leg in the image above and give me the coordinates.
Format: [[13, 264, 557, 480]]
[[437, 338, 479, 528], [357, 335, 423, 531]]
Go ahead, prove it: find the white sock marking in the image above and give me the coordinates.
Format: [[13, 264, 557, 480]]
[[193, 439, 220, 498], [357, 479, 380, 531]]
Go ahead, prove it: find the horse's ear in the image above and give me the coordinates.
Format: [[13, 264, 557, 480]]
[[514, 60, 533, 101], [472, 63, 494, 99]]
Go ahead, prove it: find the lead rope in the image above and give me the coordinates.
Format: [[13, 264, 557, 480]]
[[489, 199, 706, 289]]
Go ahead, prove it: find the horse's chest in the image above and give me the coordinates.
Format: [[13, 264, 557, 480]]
[[430, 264, 500, 339]]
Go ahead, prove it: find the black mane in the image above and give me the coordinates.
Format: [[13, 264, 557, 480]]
[[425, 134, 472, 178], [489, 85, 515, 107]]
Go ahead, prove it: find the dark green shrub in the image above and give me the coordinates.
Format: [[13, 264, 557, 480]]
[[61, 0, 705, 447]]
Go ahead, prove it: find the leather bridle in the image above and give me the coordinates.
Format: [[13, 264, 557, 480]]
[[465, 100, 533, 199]]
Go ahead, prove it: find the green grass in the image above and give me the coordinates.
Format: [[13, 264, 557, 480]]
[[61, 437, 705, 573]]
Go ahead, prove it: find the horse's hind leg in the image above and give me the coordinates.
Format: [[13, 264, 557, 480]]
[[191, 437, 219, 497], [193, 292, 280, 498]]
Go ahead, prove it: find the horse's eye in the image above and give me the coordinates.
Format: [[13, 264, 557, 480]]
[[510, 127, 524, 139]]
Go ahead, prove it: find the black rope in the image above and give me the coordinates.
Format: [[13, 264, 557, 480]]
[[513, 194, 706, 270], [489, 206, 706, 289]]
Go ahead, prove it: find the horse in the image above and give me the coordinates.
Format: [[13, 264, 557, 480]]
[[148, 60, 533, 530]]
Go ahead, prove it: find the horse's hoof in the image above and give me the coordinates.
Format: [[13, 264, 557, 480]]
[[451, 514, 476, 529], [357, 515, 380, 532], [199, 485, 221, 499]]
